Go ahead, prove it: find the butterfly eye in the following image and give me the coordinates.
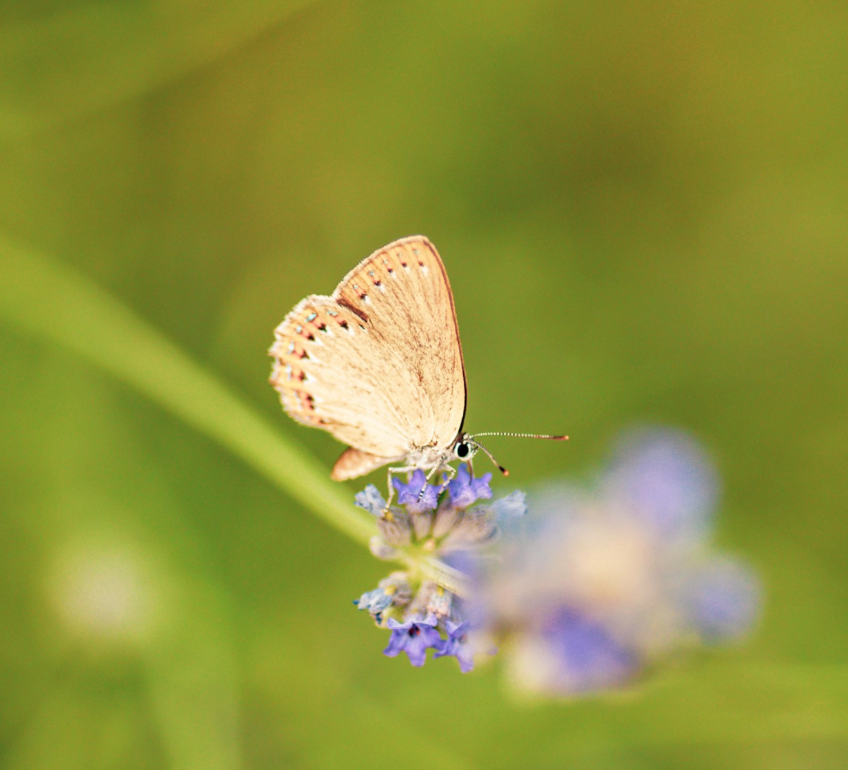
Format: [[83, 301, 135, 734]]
[[453, 441, 475, 460]]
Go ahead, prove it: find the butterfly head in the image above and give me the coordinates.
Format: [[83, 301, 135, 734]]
[[454, 433, 507, 476], [452, 435, 477, 462]]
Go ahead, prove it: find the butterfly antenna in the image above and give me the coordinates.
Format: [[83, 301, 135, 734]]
[[467, 440, 510, 477], [471, 431, 570, 441]]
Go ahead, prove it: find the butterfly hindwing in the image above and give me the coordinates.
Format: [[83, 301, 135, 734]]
[[330, 447, 396, 481]]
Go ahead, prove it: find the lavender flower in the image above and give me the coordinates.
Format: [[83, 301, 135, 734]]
[[471, 427, 761, 696], [383, 615, 443, 667], [490, 490, 528, 521], [392, 470, 439, 513], [603, 427, 719, 543], [352, 435, 761, 691], [354, 573, 412, 621], [354, 464, 506, 672], [354, 484, 387, 517], [433, 621, 476, 673], [354, 587, 394, 616], [683, 558, 762, 642], [508, 609, 638, 695], [446, 465, 493, 508]]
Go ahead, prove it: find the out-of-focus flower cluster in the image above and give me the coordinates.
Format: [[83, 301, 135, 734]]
[[353, 429, 761, 694], [478, 428, 761, 696]]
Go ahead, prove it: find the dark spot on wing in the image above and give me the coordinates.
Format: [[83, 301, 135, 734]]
[[337, 297, 369, 323]]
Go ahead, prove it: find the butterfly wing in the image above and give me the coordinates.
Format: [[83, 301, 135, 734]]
[[333, 236, 467, 449], [270, 294, 420, 458], [269, 236, 467, 476], [330, 447, 394, 481]]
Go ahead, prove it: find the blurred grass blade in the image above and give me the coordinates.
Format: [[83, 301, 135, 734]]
[[0, 0, 319, 138], [0, 236, 375, 546]]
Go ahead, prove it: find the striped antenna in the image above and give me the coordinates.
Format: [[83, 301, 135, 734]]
[[467, 439, 509, 476], [470, 431, 569, 441], [466, 432, 569, 476]]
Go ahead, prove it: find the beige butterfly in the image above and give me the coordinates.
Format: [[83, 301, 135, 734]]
[[269, 236, 564, 495]]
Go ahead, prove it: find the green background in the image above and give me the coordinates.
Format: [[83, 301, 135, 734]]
[[1, 1, 847, 768]]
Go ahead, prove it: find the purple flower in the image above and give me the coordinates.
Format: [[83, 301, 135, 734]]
[[353, 425, 761, 691], [491, 490, 527, 520], [420, 582, 453, 619], [541, 609, 638, 693], [354, 485, 386, 517], [354, 587, 394, 616], [440, 510, 498, 550], [376, 511, 412, 547], [354, 575, 412, 621], [383, 615, 443, 667], [684, 558, 761, 642], [433, 621, 476, 673], [393, 470, 439, 514], [447, 465, 493, 508], [605, 428, 719, 542]]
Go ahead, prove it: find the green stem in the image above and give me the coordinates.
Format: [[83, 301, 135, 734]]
[[0, 236, 375, 547]]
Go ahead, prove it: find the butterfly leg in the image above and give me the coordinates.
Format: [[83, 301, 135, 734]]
[[417, 464, 445, 502], [383, 465, 418, 512], [436, 463, 456, 495]]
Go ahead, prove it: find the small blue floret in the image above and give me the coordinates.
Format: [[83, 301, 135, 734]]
[[491, 490, 527, 520], [354, 485, 386, 517], [393, 470, 439, 513], [433, 620, 476, 673], [354, 587, 394, 615], [383, 615, 443, 667], [447, 465, 493, 508]]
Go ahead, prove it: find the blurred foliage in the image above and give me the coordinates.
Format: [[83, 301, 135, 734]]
[[1, 1, 847, 768]]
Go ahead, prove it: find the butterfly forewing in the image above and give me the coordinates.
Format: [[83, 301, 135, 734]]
[[270, 236, 467, 476], [333, 237, 467, 448]]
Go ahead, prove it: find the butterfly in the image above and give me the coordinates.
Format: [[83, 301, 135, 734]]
[[269, 236, 565, 496]]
